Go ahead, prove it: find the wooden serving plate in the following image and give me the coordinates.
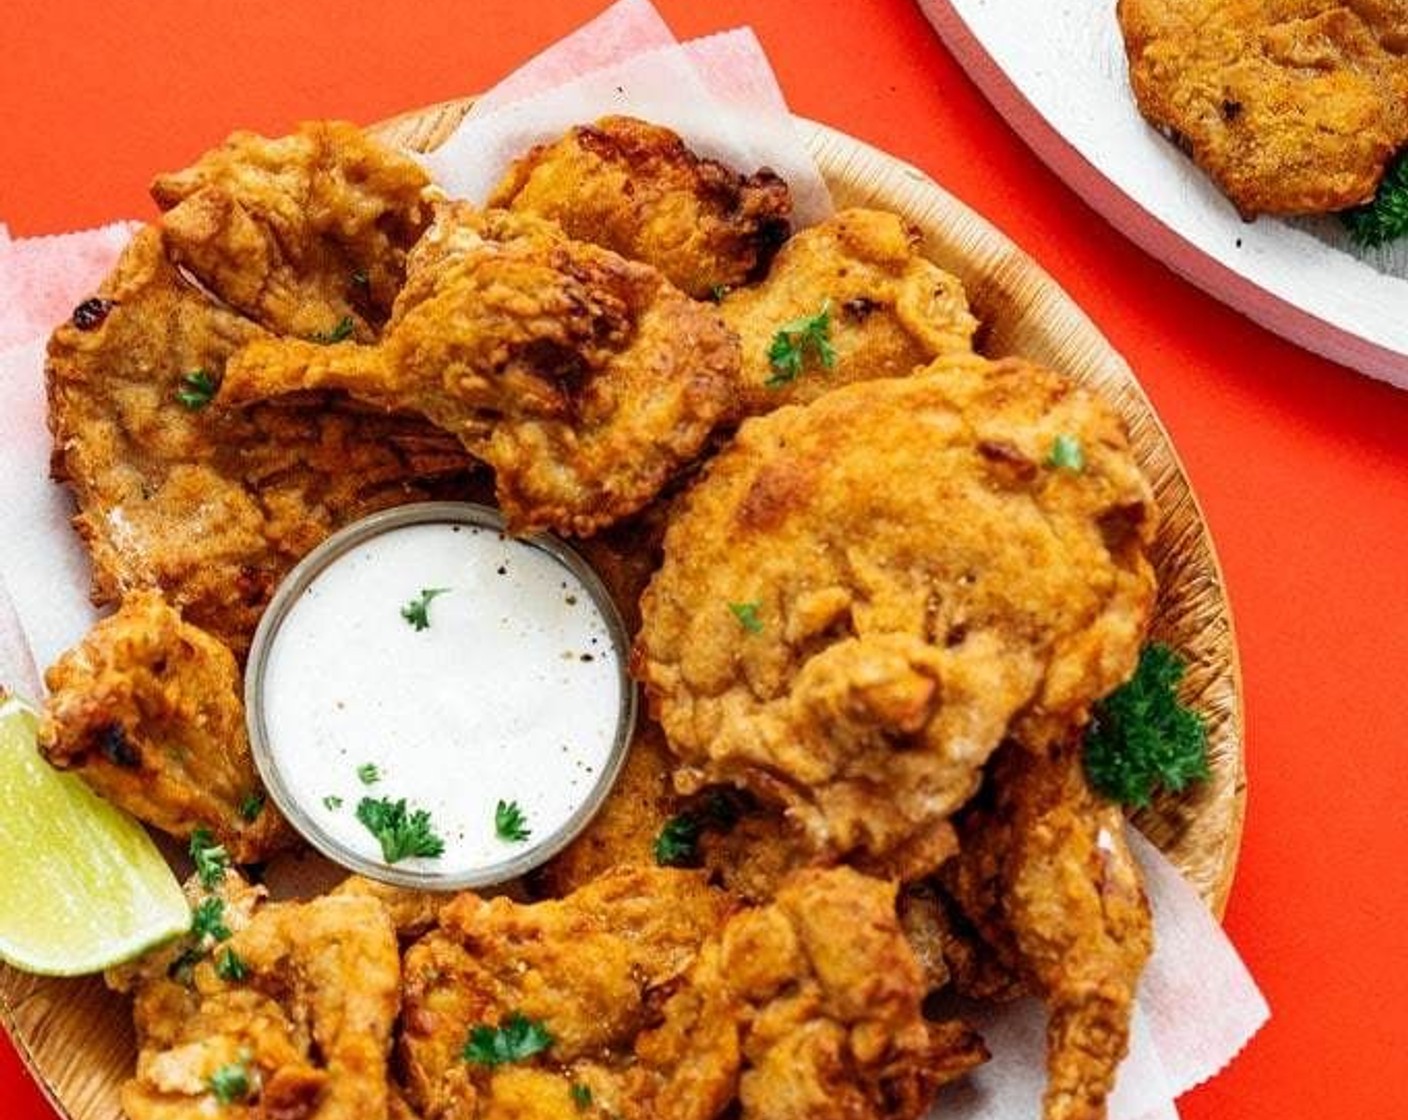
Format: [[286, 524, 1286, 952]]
[[1, 101, 1246, 1120]]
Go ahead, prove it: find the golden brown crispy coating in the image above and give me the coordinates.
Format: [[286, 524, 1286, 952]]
[[629, 867, 987, 1120], [896, 879, 1024, 1002], [403, 864, 982, 1120], [115, 877, 401, 1120], [45, 225, 478, 657], [219, 204, 741, 537], [151, 120, 434, 338], [719, 208, 978, 417], [39, 592, 290, 863], [1119, 0, 1408, 217], [534, 719, 810, 905], [399, 865, 731, 1120], [635, 355, 1156, 879], [945, 743, 1154, 1120], [488, 115, 793, 299]]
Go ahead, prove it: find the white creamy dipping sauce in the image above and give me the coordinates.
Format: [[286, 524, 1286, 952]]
[[246, 504, 633, 888]]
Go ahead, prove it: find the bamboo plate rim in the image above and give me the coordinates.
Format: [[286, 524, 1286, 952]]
[[2, 99, 1246, 1120]]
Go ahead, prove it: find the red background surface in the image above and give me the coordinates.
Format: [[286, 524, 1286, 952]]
[[2, 2, 1405, 1117]]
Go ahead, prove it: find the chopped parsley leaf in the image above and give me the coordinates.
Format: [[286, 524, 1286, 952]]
[[401, 587, 451, 631], [176, 369, 220, 411], [653, 814, 701, 867], [208, 1061, 251, 1104], [215, 947, 248, 982], [1083, 643, 1210, 808], [728, 600, 764, 634], [355, 796, 446, 863], [191, 897, 232, 943], [708, 283, 732, 303], [1046, 434, 1085, 472], [309, 315, 355, 344], [323, 795, 344, 811], [357, 762, 382, 785], [189, 827, 230, 890], [765, 301, 836, 387], [462, 1012, 553, 1066], [495, 799, 531, 843], [571, 1082, 593, 1109], [237, 792, 265, 822]]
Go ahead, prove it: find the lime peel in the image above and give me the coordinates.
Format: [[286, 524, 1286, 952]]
[[0, 697, 188, 976]]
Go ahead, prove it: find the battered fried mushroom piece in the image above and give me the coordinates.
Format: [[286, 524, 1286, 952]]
[[113, 875, 401, 1120], [151, 120, 434, 338], [488, 115, 793, 299], [1118, 0, 1408, 217], [399, 865, 731, 1120], [628, 868, 988, 1120], [719, 208, 978, 416], [40, 592, 290, 862], [45, 227, 477, 656], [219, 204, 741, 537], [944, 742, 1154, 1120], [635, 355, 1156, 879]]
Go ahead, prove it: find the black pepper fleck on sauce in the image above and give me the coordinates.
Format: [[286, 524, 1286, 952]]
[[71, 297, 115, 331], [579, 653, 595, 662]]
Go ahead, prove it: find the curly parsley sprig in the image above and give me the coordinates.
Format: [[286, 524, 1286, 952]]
[[1083, 643, 1209, 808], [1341, 151, 1408, 248]]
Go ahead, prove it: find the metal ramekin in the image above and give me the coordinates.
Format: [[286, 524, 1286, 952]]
[[244, 501, 637, 890]]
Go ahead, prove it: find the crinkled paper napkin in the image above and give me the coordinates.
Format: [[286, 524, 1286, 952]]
[[0, 2, 1267, 1116]]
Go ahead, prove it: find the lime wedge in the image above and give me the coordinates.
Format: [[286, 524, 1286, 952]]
[[0, 696, 189, 975]]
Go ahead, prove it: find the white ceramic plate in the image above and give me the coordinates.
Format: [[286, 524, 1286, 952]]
[[920, 0, 1408, 390]]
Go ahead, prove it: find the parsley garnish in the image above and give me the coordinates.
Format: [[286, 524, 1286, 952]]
[[765, 301, 836, 387], [1046, 434, 1085, 472], [191, 897, 232, 943], [238, 792, 265, 822], [357, 762, 381, 785], [653, 814, 701, 867], [355, 796, 446, 863], [208, 1061, 251, 1104], [1083, 643, 1210, 808], [708, 283, 732, 303], [1341, 151, 1408, 248], [571, 1083, 593, 1109], [495, 799, 531, 842], [323, 795, 344, 811], [401, 587, 451, 631], [461, 1012, 553, 1066], [189, 827, 230, 890], [351, 269, 370, 288], [215, 947, 248, 982], [654, 790, 747, 867], [176, 369, 220, 410], [309, 315, 355, 344], [728, 600, 764, 634]]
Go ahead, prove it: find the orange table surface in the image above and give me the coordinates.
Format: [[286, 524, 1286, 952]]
[[2, 2, 1405, 1118]]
